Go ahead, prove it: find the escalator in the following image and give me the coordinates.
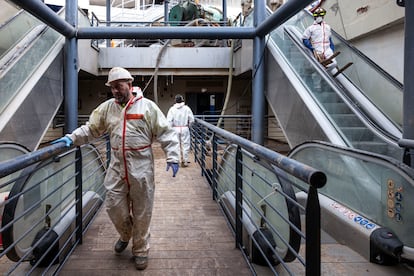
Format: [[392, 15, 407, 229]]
[[260, 9, 403, 161], [0, 4, 97, 152], [288, 141, 414, 265], [0, 7, 65, 151], [257, 9, 414, 266]]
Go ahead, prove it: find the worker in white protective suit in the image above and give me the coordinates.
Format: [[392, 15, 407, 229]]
[[167, 94, 195, 167], [302, 7, 336, 90], [302, 7, 337, 68], [52, 67, 180, 270]]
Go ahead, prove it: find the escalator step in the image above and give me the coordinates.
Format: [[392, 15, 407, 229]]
[[341, 127, 374, 140], [324, 103, 350, 114], [331, 114, 365, 127]]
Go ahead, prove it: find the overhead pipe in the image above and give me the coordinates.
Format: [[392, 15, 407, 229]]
[[77, 26, 256, 39], [9, 0, 313, 41], [9, 0, 76, 38], [256, 0, 315, 37]]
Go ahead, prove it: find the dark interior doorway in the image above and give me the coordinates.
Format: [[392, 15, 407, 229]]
[[186, 92, 224, 115]]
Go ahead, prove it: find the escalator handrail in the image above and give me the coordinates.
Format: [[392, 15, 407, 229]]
[[289, 140, 414, 181]]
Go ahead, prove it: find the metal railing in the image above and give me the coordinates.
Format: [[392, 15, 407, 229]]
[[191, 117, 326, 275], [0, 136, 109, 275], [194, 114, 285, 146]]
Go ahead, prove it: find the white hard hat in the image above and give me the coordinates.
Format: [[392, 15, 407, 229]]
[[105, 67, 134, 86]]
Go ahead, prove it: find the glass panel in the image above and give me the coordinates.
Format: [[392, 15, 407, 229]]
[[0, 12, 41, 59], [217, 145, 293, 257], [11, 145, 105, 258], [0, 25, 63, 114], [0, 143, 29, 209], [290, 143, 414, 247]]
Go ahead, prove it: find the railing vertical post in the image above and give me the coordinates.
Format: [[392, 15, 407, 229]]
[[189, 125, 193, 152], [306, 185, 321, 276], [64, 0, 78, 133], [164, 0, 169, 26], [193, 125, 198, 164], [235, 146, 243, 249], [75, 146, 83, 244], [212, 134, 218, 200], [200, 126, 206, 177]]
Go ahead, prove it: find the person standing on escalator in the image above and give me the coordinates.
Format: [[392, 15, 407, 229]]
[[52, 67, 180, 270], [302, 7, 337, 68]]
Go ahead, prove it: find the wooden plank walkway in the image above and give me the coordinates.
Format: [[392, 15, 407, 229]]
[[59, 145, 252, 275]]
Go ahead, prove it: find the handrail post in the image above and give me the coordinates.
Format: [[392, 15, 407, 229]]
[[200, 126, 206, 177], [212, 134, 218, 200], [305, 184, 321, 276], [235, 146, 243, 249], [193, 125, 198, 164], [75, 146, 83, 244]]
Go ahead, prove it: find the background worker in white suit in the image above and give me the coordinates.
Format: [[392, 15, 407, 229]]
[[167, 94, 195, 167]]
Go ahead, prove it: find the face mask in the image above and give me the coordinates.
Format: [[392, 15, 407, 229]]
[[315, 16, 323, 23]]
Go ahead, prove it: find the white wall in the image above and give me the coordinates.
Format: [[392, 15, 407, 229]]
[[352, 22, 404, 83]]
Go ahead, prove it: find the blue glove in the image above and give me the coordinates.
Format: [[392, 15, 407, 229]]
[[166, 162, 179, 177], [303, 39, 314, 51], [51, 136, 73, 147], [329, 37, 335, 52]]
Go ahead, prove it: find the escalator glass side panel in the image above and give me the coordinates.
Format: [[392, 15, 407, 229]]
[[0, 26, 63, 114], [334, 38, 403, 128], [268, 25, 356, 145], [2, 144, 105, 260], [0, 143, 30, 193], [289, 142, 414, 247], [0, 142, 30, 253], [217, 144, 300, 261], [0, 12, 41, 60], [0, 52, 64, 150]]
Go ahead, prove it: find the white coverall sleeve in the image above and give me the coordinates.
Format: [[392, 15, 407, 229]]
[[67, 103, 108, 146], [166, 107, 174, 127], [302, 26, 311, 40], [187, 106, 195, 125], [150, 102, 180, 163]]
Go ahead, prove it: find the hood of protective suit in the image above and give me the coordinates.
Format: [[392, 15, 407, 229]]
[[173, 102, 185, 109]]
